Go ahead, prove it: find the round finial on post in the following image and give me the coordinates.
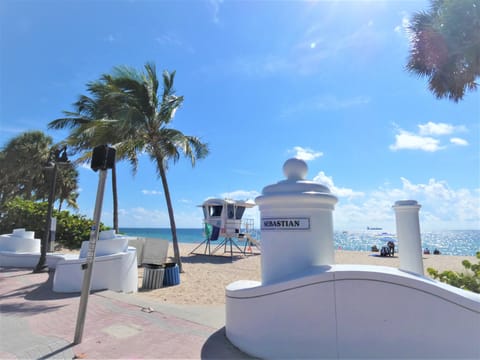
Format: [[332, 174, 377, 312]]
[[283, 158, 308, 180], [256, 158, 337, 284]]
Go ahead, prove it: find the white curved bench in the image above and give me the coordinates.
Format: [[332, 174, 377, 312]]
[[52, 232, 138, 293], [53, 247, 138, 293], [226, 264, 480, 359], [0, 228, 40, 253], [0, 228, 44, 268]]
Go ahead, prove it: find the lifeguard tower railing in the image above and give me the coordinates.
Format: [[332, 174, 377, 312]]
[[192, 218, 260, 256], [191, 198, 260, 256]]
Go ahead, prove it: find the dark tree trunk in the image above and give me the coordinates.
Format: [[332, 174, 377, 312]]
[[156, 156, 182, 272]]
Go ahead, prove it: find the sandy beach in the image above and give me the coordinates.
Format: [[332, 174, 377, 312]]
[[136, 243, 478, 305]]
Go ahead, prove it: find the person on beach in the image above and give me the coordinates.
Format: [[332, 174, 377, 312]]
[[387, 241, 395, 256]]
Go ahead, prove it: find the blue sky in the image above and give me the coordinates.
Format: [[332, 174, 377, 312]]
[[1, 0, 479, 231]]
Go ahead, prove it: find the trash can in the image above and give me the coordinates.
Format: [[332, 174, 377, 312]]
[[163, 263, 180, 287], [142, 263, 165, 290]]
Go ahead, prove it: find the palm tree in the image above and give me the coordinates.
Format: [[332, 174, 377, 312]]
[[56, 164, 79, 211], [51, 63, 209, 272], [406, 0, 480, 102], [0, 131, 79, 272], [0, 131, 79, 208], [50, 94, 122, 232], [100, 63, 209, 272], [0, 131, 51, 204]]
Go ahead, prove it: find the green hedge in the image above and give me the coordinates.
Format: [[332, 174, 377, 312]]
[[0, 198, 108, 249], [427, 252, 480, 293]]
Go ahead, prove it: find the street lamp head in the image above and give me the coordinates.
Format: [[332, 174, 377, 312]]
[[59, 147, 69, 163]]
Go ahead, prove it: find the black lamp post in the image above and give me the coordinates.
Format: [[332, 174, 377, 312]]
[[34, 146, 69, 273]]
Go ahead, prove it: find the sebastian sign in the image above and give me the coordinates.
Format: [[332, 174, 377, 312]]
[[261, 217, 310, 231]]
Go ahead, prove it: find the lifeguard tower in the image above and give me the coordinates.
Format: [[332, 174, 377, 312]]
[[190, 198, 260, 256]]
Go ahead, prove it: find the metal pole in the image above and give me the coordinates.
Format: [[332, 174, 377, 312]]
[[47, 164, 58, 252], [73, 169, 108, 344]]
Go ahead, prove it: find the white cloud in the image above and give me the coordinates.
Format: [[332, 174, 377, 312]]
[[418, 121, 456, 136], [450, 137, 469, 146], [142, 189, 162, 195], [289, 146, 323, 161], [394, 13, 410, 35], [391, 122, 469, 152], [115, 206, 202, 228], [334, 177, 480, 231], [113, 177, 479, 230], [210, 0, 223, 24], [119, 207, 168, 226], [253, 169, 479, 231], [390, 130, 443, 152], [220, 189, 260, 201], [313, 171, 364, 198], [400, 177, 453, 201]]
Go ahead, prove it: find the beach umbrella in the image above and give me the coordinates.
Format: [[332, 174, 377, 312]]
[[378, 236, 397, 243]]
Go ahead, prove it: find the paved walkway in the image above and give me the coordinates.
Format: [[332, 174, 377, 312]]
[[0, 268, 252, 359]]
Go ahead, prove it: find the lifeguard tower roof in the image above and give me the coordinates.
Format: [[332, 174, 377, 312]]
[[199, 198, 255, 208]]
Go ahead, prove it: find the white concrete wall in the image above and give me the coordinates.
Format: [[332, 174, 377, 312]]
[[0, 234, 40, 253], [79, 238, 129, 258], [53, 248, 138, 293], [226, 265, 480, 359], [0, 252, 66, 269]]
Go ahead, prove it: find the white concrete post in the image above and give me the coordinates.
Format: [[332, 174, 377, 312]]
[[255, 158, 338, 285], [393, 200, 424, 275]]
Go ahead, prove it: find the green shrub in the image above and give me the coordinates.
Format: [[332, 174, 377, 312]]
[[0, 198, 108, 249], [427, 252, 480, 293]]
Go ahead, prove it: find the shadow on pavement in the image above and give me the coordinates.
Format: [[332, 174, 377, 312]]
[[38, 343, 75, 360], [181, 252, 259, 265], [25, 271, 81, 301], [0, 301, 65, 317], [201, 327, 255, 359]]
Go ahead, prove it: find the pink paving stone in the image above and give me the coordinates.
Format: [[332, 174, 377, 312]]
[[0, 268, 250, 359]]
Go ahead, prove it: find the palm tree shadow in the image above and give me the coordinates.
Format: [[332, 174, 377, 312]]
[[0, 272, 73, 317], [25, 271, 80, 301], [0, 269, 78, 301], [0, 301, 65, 317]]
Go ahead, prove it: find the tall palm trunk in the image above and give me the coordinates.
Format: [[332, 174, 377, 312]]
[[112, 162, 119, 233], [156, 155, 182, 272]]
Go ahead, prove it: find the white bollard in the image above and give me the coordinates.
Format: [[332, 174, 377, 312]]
[[255, 158, 338, 285], [393, 200, 424, 275]]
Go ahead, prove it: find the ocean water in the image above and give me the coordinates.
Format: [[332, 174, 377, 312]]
[[120, 228, 480, 256]]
